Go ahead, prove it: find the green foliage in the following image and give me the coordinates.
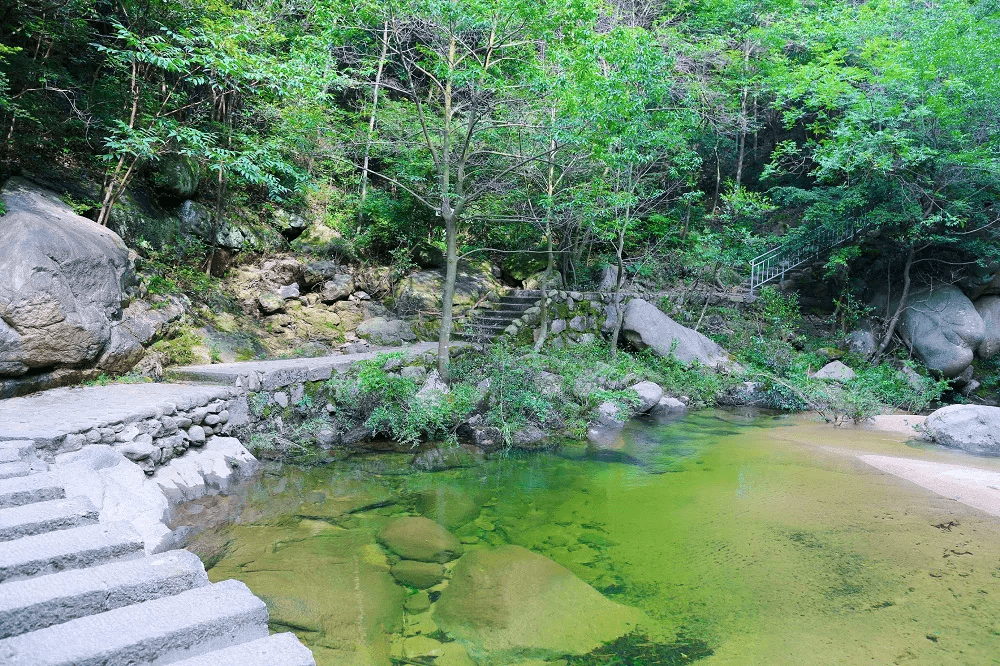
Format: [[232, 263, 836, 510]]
[[149, 328, 203, 367]]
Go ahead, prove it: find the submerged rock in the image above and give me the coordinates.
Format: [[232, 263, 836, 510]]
[[378, 516, 463, 563], [924, 404, 1000, 455], [390, 560, 445, 589], [434, 545, 643, 664]]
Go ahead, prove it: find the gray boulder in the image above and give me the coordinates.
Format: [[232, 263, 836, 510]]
[[630, 381, 663, 413], [321, 274, 355, 302], [846, 327, 876, 356], [177, 200, 213, 240], [924, 404, 1000, 455], [621, 299, 734, 369], [975, 295, 1000, 359], [356, 317, 416, 345], [813, 360, 856, 382], [897, 285, 984, 378], [0, 177, 134, 379]]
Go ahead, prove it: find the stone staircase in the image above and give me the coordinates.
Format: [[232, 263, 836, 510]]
[[457, 290, 542, 343], [0, 439, 315, 666]]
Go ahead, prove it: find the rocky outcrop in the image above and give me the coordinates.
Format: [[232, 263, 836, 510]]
[[924, 404, 1000, 455], [395, 262, 502, 314], [620, 299, 734, 369], [356, 317, 416, 346], [0, 178, 137, 394], [975, 295, 1000, 359], [434, 545, 643, 664], [894, 285, 985, 378]]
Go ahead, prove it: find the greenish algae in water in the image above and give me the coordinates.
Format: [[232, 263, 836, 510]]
[[187, 411, 1000, 666]]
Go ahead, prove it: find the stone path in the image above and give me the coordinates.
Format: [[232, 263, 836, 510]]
[[0, 438, 315, 665], [0, 383, 234, 446], [166, 341, 442, 387]]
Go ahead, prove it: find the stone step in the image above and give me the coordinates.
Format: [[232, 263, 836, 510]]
[[0, 549, 209, 638], [0, 521, 144, 583], [0, 441, 35, 462], [0, 579, 269, 666], [168, 632, 316, 666], [0, 472, 65, 509], [0, 462, 31, 480], [0, 496, 99, 542]]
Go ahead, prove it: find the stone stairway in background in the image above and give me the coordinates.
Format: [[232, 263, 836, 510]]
[[0, 439, 316, 665], [456, 290, 543, 343]]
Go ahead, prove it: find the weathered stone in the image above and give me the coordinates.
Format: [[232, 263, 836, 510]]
[[596, 401, 625, 428], [846, 328, 876, 356], [321, 275, 355, 302], [975, 295, 1000, 359], [630, 381, 663, 413], [896, 285, 985, 378], [278, 283, 300, 300], [813, 360, 856, 382], [401, 365, 427, 381], [415, 488, 482, 529], [404, 591, 432, 614], [187, 425, 207, 446], [924, 405, 1000, 455], [390, 560, 446, 589], [121, 440, 156, 461], [620, 299, 734, 370], [356, 317, 416, 346], [434, 545, 643, 663], [411, 446, 483, 472], [378, 516, 463, 563], [257, 293, 284, 315], [0, 178, 134, 382], [395, 263, 503, 313], [512, 425, 547, 449]]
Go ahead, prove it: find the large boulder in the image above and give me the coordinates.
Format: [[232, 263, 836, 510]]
[[975, 296, 1000, 359], [434, 545, 644, 664], [395, 262, 502, 313], [897, 285, 984, 378], [620, 299, 734, 369], [356, 317, 416, 346], [0, 178, 135, 383], [924, 404, 1000, 455]]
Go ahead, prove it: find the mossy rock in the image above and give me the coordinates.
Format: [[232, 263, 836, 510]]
[[153, 154, 200, 198]]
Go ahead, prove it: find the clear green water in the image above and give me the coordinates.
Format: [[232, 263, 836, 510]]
[[186, 410, 1000, 666]]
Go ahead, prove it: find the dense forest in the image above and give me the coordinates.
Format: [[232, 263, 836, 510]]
[[2, 0, 1000, 417]]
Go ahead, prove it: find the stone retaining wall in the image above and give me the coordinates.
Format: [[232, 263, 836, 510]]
[[506, 290, 608, 348]]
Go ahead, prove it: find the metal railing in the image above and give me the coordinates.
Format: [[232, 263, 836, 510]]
[[749, 222, 864, 292]]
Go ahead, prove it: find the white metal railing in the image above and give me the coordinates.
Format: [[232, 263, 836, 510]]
[[749, 222, 864, 292]]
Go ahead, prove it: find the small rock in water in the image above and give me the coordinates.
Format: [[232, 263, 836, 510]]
[[379, 516, 463, 563], [404, 590, 432, 613], [392, 560, 446, 589]]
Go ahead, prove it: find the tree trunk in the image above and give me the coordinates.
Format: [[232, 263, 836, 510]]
[[872, 246, 915, 360], [358, 21, 389, 230], [609, 220, 627, 358], [534, 226, 554, 352], [437, 214, 459, 381]]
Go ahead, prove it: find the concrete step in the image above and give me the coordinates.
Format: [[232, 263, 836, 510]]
[[0, 496, 99, 542], [0, 549, 209, 638], [0, 579, 269, 666], [0, 521, 144, 583], [0, 462, 31, 480], [168, 632, 316, 666], [0, 472, 65, 509]]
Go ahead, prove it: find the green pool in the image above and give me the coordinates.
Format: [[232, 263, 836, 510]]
[[183, 410, 1000, 666]]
